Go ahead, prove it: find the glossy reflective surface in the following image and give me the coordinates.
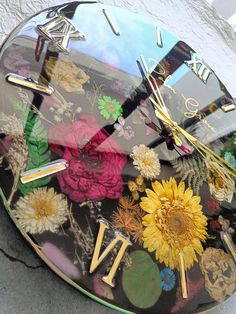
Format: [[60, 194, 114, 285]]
[[0, 2, 235, 314]]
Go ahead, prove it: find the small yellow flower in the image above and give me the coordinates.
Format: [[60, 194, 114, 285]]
[[128, 175, 146, 200], [14, 188, 68, 234], [140, 177, 208, 270]]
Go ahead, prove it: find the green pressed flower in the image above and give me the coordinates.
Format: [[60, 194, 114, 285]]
[[98, 96, 123, 120]]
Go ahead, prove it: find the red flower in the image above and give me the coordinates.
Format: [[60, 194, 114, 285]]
[[49, 115, 126, 202], [209, 219, 221, 229], [205, 199, 220, 214]]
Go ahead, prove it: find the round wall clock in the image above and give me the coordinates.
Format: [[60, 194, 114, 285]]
[[0, 2, 235, 313]]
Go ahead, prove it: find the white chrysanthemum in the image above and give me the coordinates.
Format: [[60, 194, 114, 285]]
[[14, 188, 68, 234], [130, 144, 160, 179]]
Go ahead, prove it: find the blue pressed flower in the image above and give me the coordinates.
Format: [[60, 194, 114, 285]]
[[224, 152, 236, 168], [161, 268, 176, 291]]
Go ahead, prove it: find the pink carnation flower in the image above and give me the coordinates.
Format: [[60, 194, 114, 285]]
[[49, 115, 126, 202]]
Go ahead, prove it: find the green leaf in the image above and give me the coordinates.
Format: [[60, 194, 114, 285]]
[[12, 100, 51, 195], [122, 250, 162, 309]]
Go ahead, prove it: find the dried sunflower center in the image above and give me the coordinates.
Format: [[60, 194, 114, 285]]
[[168, 212, 189, 235], [34, 199, 56, 219], [156, 199, 195, 246]]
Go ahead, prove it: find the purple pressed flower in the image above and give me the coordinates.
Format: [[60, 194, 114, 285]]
[[3, 45, 30, 76], [93, 273, 114, 300], [41, 242, 80, 280]]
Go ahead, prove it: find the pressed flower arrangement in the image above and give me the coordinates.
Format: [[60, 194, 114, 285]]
[[0, 3, 236, 314]]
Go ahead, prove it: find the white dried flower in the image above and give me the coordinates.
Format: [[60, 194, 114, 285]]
[[130, 144, 160, 179], [13, 188, 68, 234], [54, 115, 62, 123], [76, 107, 82, 114]]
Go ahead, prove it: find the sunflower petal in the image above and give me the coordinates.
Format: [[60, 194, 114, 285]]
[[140, 197, 158, 213]]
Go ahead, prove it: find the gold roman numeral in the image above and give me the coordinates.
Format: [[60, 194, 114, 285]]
[[89, 219, 131, 287], [156, 27, 163, 48], [185, 52, 212, 83], [179, 253, 188, 299], [221, 102, 236, 113], [20, 159, 68, 184], [220, 231, 236, 262], [6, 73, 54, 95], [37, 16, 85, 53], [102, 9, 120, 36]]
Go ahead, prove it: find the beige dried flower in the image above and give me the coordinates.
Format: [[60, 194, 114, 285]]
[[206, 159, 235, 203], [6, 136, 28, 177], [200, 247, 236, 303], [45, 57, 90, 93], [0, 113, 24, 137], [0, 113, 28, 203], [0, 113, 28, 175]]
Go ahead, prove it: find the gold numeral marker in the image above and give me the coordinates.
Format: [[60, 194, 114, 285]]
[[20, 159, 68, 184], [179, 253, 188, 299], [6, 73, 54, 95], [156, 27, 163, 48], [102, 9, 120, 36], [185, 52, 212, 83], [221, 102, 236, 113], [220, 232, 236, 262], [89, 219, 131, 287], [140, 54, 149, 73], [37, 16, 85, 53]]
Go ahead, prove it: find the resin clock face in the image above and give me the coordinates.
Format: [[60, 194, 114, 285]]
[[0, 2, 236, 313]]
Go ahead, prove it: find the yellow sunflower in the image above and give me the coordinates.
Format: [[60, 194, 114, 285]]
[[140, 177, 208, 270]]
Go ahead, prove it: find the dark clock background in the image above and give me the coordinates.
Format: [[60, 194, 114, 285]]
[[0, 0, 236, 314]]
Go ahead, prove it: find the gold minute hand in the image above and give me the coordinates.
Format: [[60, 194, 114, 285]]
[[140, 55, 172, 118], [149, 96, 236, 178]]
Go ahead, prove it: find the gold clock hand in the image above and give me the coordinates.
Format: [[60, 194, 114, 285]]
[[139, 55, 235, 176], [149, 96, 236, 178], [140, 56, 171, 117], [139, 56, 183, 146]]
